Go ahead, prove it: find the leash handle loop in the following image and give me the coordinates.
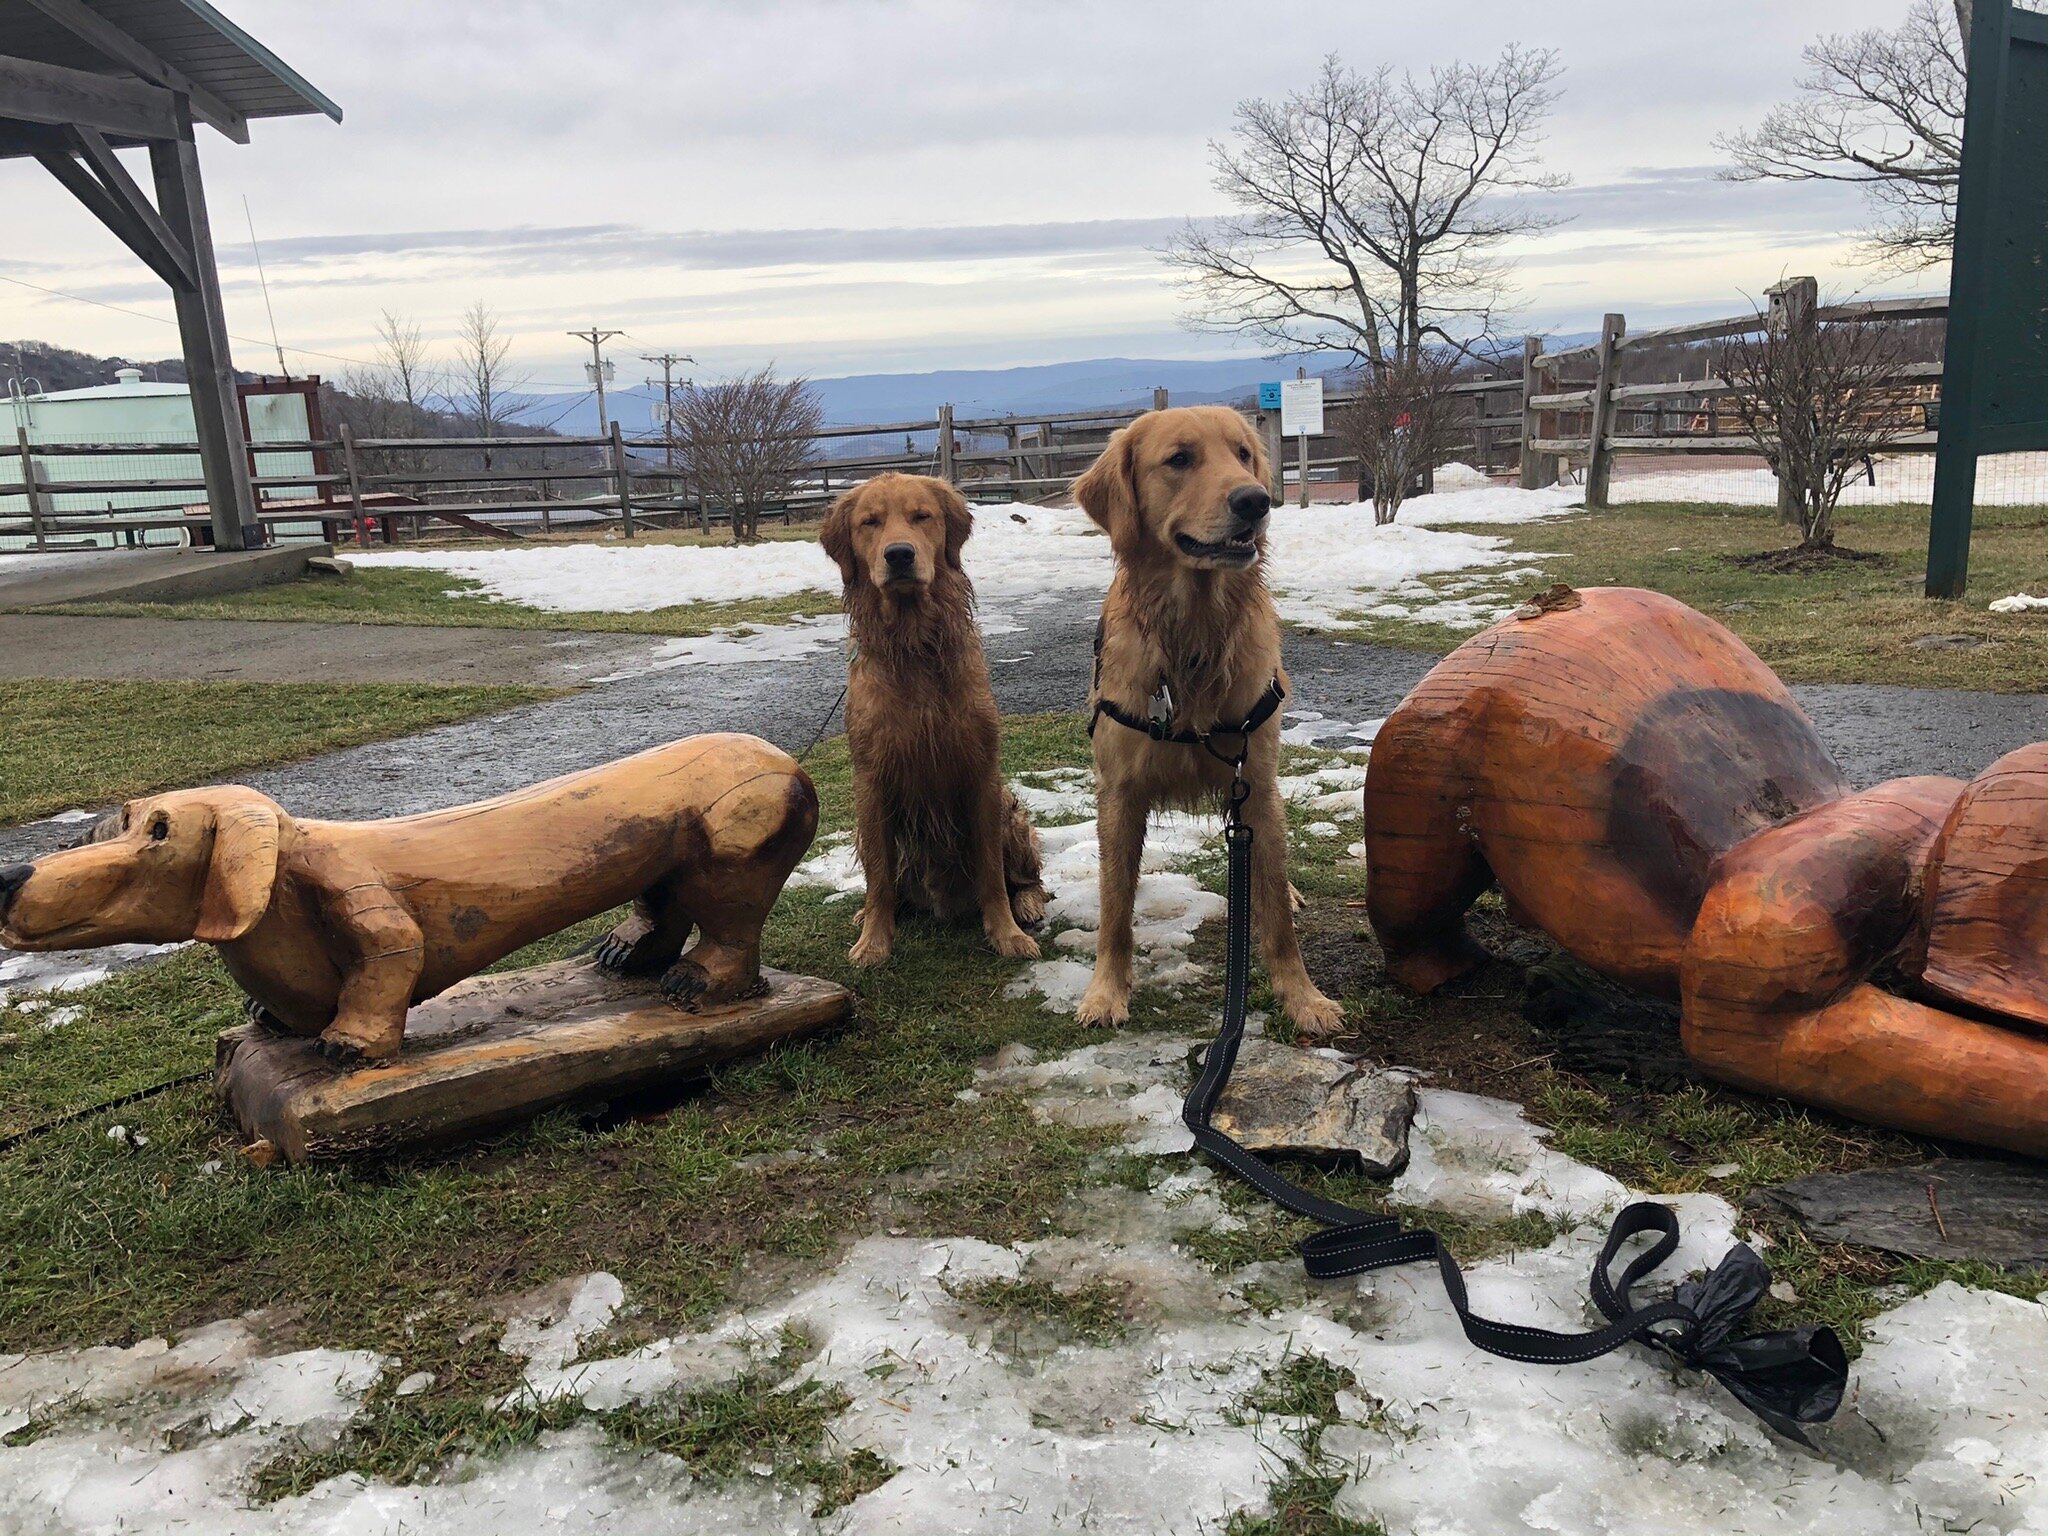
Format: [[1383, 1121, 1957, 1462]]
[[1180, 806, 1846, 1440]]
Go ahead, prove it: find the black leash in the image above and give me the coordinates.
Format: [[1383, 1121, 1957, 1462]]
[[794, 678, 849, 767], [0, 1066, 213, 1155], [1174, 746, 1847, 1443]]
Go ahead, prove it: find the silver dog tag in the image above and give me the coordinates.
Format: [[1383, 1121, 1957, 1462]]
[[1148, 682, 1174, 727]]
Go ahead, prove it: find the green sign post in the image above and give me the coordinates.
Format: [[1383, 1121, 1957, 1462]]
[[1927, 0, 2048, 599]]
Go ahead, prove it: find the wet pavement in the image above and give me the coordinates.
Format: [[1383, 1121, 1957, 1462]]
[[4, 591, 2046, 867]]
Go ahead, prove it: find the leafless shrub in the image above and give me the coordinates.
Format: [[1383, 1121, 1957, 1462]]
[[1717, 310, 1921, 553], [667, 367, 824, 542], [1339, 354, 1463, 524], [1164, 48, 1566, 366]]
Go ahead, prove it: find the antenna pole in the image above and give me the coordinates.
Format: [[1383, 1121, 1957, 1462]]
[[242, 196, 289, 378]]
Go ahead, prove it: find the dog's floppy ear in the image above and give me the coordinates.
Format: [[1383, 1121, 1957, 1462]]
[[820, 484, 862, 584], [936, 480, 973, 571], [195, 792, 282, 942], [1073, 427, 1137, 544]]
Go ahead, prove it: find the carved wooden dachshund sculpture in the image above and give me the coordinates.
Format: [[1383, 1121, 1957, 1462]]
[[1363, 586, 2048, 1157], [0, 734, 817, 1064]]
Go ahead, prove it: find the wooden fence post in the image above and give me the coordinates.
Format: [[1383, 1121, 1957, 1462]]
[[1768, 276, 1818, 528], [610, 420, 635, 538], [15, 428, 48, 549], [1153, 386, 1169, 412], [1519, 336, 1556, 489], [1584, 313, 1625, 509], [936, 404, 956, 483], [338, 422, 368, 548]]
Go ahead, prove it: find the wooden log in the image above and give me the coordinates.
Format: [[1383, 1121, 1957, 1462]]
[[216, 961, 852, 1161]]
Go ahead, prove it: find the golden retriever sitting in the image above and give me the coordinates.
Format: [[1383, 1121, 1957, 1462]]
[[1071, 407, 1343, 1036], [820, 473, 1046, 967]]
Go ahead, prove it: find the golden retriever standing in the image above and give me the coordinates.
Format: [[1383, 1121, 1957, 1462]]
[[1071, 407, 1343, 1035], [820, 473, 1046, 967]]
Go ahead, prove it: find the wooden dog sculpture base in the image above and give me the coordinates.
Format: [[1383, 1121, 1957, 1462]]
[[0, 734, 821, 1065], [1363, 586, 2048, 1157], [215, 959, 850, 1162]]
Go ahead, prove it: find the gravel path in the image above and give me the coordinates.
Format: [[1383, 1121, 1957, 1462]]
[[0, 613, 671, 686], [4, 590, 2046, 867]]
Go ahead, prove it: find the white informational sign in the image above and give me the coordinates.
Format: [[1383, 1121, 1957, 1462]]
[[1280, 377, 1324, 438]]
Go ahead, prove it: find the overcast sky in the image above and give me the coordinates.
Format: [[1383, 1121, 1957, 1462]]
[[1, 0, 1926, 389]]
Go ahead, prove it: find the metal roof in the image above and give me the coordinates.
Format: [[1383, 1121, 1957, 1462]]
[[0, 0, 340, 129]]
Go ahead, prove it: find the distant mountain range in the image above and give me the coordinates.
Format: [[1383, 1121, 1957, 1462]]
[[536, 342, 1601, 441]]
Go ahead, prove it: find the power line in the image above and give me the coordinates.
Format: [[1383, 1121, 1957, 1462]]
[[0, 270, 381, 370]]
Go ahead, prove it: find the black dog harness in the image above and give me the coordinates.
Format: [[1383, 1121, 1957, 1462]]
[[1087, 615, 1287, 756], [1087, 614, 1847, 1442]]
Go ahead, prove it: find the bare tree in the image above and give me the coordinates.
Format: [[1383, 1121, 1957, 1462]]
[[337, 311, 439, 485], [1164, 48, 1566, 367], [1338, 354, 1464, 524], [446, 303, 532, 469], [1717, 309, 1920, 555], [1719, 1, 1966, 271], [668, 367, 823, 542]]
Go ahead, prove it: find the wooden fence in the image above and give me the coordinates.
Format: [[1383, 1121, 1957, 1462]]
[[0, 276, 1949, 548]]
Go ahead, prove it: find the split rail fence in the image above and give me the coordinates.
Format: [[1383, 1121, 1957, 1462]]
[[2, 277, 1972, 549]]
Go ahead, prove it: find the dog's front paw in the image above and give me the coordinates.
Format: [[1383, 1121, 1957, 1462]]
[[1011, 885, 1049, 930], [987, 926, 1040, 961], [1283, 989, 1347, 1040], [1076, 978, 1130, 1029], [591, 933, 636, 972], [316, 1013, 401, 1067], [848, 928, 892, 968]]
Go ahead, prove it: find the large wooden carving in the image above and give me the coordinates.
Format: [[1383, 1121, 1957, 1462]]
[[0, 734, 821, 1064], [1363, 587, 2048, 1157]]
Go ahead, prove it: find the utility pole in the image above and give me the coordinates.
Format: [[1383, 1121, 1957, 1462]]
[[568, 326, 625, 466], [640, 350, 695, 469]]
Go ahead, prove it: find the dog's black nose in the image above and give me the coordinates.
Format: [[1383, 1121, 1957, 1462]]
[[0, 863, 30, 911], [883, 542, 916, 569], [1228, 485, 1272, 524]]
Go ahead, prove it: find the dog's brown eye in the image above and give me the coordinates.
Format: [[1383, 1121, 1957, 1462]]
[[1166, 449, 1192, 470], [911, 511, 931, 523], [1237, 445, 1253, 465], [861, 517, 881, 529], [149, 815, 169, 842]]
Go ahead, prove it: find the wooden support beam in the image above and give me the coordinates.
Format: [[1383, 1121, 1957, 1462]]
[[1520, 336, 1557, 490], [21, 0, 249, 142], [610, 419, 635, 537], [36, 125, 195, 290], [0, 53, 177, 140], [148, 99, 256, 550], [936, 403, 956, 482]]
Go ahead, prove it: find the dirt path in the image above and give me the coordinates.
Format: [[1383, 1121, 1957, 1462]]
[[0, 613, 673, 686]]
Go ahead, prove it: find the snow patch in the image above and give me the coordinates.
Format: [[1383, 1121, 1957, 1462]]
[[1990, 592, 2048, 614], [0, 943, 188, 1004]]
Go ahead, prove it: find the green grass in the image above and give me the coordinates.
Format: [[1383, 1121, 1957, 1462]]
[[945, 1274, 1132, 1347], [0, 677, 552, 826], [24, 565, 832, 639], [1321, 499, 2048, 691]]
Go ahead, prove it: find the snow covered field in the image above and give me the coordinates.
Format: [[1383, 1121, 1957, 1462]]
[[351, 478, 1583, 649], [7, 1036, 2041, 1535]]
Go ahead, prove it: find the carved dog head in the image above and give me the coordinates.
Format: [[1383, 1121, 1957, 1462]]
[[0, 787, 285, 951]]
